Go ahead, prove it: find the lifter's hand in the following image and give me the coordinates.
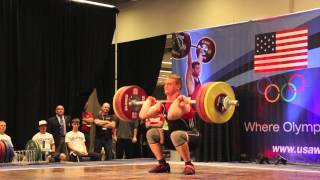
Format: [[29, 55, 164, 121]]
[[177, 95, 190, 107], [146, 96, 157, 105]]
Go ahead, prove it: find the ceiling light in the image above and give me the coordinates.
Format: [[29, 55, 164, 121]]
[[71, 0, 116, 8], [160, 70, 172, 73], [162, 61, 172, 65]]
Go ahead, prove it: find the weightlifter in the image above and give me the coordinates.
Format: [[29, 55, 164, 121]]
[[186, 51, 203, 98], [139, 74, 198, 175]]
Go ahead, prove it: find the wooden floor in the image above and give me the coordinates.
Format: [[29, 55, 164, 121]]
[[1, 159, 320, 180]]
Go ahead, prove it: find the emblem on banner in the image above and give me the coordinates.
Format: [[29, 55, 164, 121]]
[[256, 74, 305, 103], [171, 32, 216, 63]]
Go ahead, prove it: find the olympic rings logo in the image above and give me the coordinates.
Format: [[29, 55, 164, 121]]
[[256, 74, 306, 103]]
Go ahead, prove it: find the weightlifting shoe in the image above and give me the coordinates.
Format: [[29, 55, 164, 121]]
[[183, 164, 195, 175], [149, 163, 170, 173]]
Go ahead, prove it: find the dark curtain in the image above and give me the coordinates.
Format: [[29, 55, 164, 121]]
[[0, 0, 117, 149], [116, 35, 166, 95], [194, 111, 241, 162], [112, 35, 166, 159], [95, 35, 166, 111]]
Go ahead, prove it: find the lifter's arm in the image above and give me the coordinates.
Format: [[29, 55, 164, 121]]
[[139, 96, 161, 120]]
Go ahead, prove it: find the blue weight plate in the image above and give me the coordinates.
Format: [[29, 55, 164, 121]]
[[3, 140, 14, 163]]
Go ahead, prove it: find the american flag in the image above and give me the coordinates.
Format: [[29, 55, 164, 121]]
[[254, 27, 308, 72]]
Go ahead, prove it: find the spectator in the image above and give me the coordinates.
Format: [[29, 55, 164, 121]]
[[114, 118, 138, 159], [65, 118, 100, 162], [80, 102, 94, 150], [32, 120, 56, 161], [94, 102, 115, 160], [47, 105, 71, 157]]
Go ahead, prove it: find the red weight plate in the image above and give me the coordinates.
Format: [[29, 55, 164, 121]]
[[116, 86, 135, 121], [195, 85, 206, 121], [3, 140, 9, 163], [113, 87, 122, 119], [171, 32, 191, 59], [113, 88, 121, 119], [196, 83, 213, 123], [115, 86, 129, 121], [115, 86, 133, 121], [199, 83, 213, 123], [3, 140, 11, 163], [113, 86, 128, 121], [196, 83, 208, 122], [0, 140, 5, 163], [120, 85, 147, 121], [196, 37, 215, 63]]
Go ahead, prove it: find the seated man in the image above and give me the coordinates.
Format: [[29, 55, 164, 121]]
[[139, 74, 199, 175], [32, 120, 56, 161], [0, 120, 13, 147], [65, 118, 100, 162]]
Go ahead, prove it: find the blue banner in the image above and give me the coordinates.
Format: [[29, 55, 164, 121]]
[[172, 9, 320, 163]]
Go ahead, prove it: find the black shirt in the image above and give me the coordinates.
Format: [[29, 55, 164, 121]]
[[95, 114, 114, 140], [161, 103, 192, 132]]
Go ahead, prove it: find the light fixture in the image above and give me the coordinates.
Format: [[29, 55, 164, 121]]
[[162, 61, 172, 65], [71, 0, 116, 8], [160, 70, 172, 73]]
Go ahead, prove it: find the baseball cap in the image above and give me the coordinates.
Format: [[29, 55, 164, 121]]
[[39, 120, 47, 126]]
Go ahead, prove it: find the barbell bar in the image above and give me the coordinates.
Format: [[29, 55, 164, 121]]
[[113, 82, 239, 124], [129, 97, 238, 107]]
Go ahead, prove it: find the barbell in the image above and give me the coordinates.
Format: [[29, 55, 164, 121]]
[[171, 32, 215, 63], [113, 82, 239, 124]]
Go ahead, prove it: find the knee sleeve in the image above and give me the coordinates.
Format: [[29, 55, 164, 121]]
[[170, 130, 188, 147], [146, 128, 160, 144]]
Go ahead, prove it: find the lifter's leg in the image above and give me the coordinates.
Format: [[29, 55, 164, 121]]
[[146, 128, 170, 173], [171, 131, 195, 175], [175, 143, 191, 162], [149, 143, 163, 160]]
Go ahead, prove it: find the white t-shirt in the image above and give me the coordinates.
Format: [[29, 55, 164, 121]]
[[65, 131, 86, 154], [32, 132, 55, 152], [0, 133, 13, 147]]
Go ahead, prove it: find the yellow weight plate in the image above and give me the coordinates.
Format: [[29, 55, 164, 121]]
[[204, 82, 236, 124]]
